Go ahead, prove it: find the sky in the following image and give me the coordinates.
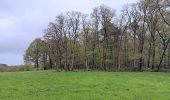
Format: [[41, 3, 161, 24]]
[[0, 0, 137, 66]]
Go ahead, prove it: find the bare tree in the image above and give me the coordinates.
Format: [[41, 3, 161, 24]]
[[82, 14, 90, 70], [67, 11, 82, 71]]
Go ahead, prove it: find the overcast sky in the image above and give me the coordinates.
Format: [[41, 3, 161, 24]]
[[0, 0, 137, 66]]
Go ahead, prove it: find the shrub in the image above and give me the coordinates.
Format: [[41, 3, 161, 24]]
[[0, 66, 7, 72], [19, 64, 34, 71]]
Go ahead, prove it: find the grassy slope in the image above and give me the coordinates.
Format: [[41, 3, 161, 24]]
[[0, 71, 170, 100]]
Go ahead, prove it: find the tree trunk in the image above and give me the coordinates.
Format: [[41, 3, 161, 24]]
[[151, 42, 156, 70], [36, 59, 39, 70], [168, 45, 170, 68], [147, 42, 152, 68], [157, 38, 170, 71]]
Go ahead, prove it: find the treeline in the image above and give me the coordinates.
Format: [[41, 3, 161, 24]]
[[24, 0, 170, 72], [0, 64, 34, 72]]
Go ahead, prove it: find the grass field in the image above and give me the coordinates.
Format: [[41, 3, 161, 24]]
[[0, 71, 170, 100]]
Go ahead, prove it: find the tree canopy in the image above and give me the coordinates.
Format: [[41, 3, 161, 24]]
[[24, 0, 170, 72]]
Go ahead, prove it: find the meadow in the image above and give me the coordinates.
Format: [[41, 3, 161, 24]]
[[0, 71, 170, 100]]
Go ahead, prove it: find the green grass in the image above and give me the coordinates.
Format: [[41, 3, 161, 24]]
[[0, 71, 170, 100]]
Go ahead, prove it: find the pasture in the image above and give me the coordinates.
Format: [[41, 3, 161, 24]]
[[0, 71, 170, 100]]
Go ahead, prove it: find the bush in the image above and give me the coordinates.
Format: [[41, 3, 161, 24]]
[[19, 64, 34, 71], [0, 66, 7, 72], [0, 64, 34, 72]]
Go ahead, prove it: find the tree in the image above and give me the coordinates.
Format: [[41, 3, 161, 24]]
[[24, 38, 42, 70], [25, 2, 170, 72]]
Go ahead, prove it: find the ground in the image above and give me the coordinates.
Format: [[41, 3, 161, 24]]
[[0, 71, 170, 100]]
